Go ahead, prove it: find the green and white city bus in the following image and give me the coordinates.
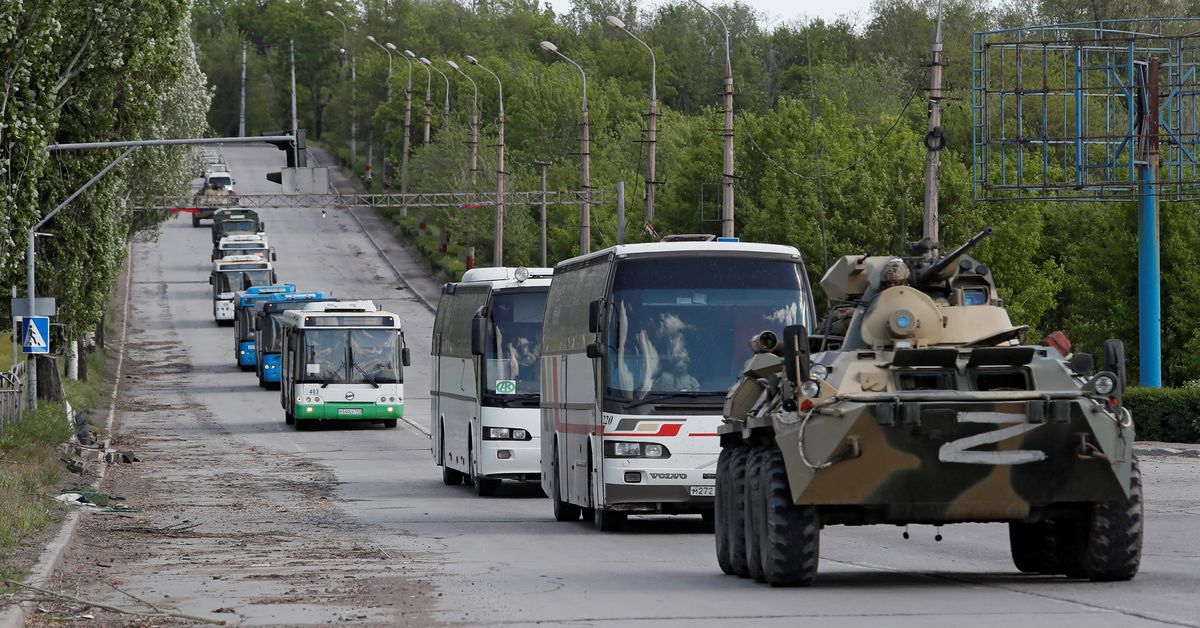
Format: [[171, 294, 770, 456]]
[[278, 300, 411, 430]]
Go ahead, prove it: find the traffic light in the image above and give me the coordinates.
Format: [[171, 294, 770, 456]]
[[263, 129, 306, 184]]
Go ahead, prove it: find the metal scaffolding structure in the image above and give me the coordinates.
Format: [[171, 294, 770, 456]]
[[141, 189, 611, 211]]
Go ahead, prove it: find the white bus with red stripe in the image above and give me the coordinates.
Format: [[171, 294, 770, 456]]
[[539, 237, 815, 531]]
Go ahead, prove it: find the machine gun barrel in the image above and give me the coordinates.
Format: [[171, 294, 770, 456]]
[[915, 227, 993, 286]]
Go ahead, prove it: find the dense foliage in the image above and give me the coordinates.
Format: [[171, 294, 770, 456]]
[[1, 1, 211, 339], [190, 0, 1196, 386]]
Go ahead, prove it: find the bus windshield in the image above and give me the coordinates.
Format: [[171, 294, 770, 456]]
[[300, 328, 400, 385], [483, 289, 547, 398], [235, 306, 257, 340], [261, 314, 284, 353], [216, 270, 272, 293], [606, 257, 809, 401]]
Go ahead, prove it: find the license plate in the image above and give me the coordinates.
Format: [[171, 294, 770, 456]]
[[689, 485, 715, 497], [337, 408, 363, 416]]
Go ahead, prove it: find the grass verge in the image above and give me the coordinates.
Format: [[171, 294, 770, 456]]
[[0, 403, 72, 586]]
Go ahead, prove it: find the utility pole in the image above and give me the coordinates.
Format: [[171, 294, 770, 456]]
[[351, 53, 357, 167], [536, 161, 549, 267], [239, 40, 247, 137], [401, 68, 413, 210], [922, 11, 945, 258], [691, 0, 735, 237], [448, 61, 479, 185], [467, 56, 505, 266], [581, 100, 591, 254], [290, 40, 299, 172]]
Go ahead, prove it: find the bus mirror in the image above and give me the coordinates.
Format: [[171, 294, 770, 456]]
[[588, 299, 604, 333], [208, 276, 214, 285], [402, 347, 411, 367], [586, 342, 604, 359], [781, 324, 811, 385], [470, 317, 487, 356], [272, 251, 277, 262]]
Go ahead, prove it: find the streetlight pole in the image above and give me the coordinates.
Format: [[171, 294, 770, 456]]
[[422, 57, 451, 123], [467, 56, 505, 266], [325, 11, 357, 167], [447, 61, 479, 185], [366, 35, 393, 186], [388, 42, 413, 207], [534, 160, 550, 267], [406, 50, 432, 145], [604, 16, 657, 225], [690, 0, 734, 237], [540, 41, 590, 254]]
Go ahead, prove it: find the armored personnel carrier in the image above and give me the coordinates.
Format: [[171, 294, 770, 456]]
[[715, 228, 1142, 587]]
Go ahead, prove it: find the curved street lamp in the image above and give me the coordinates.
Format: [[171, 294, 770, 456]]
[[366, 35, 394, 184], [405, 50, 432, 145], [326, 11, 357, 166], [466, 55, 506, 266], [421, 57, 451, 123], [387, 42, 414, 203], [540, 40, 591, 254], [604, 15, 657, 224], [688, 0, 734, 237], [447, 60, 480, 185]]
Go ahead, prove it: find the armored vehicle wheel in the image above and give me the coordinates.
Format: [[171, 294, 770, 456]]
[[1083, 457, 1143, 581], [745, 448, 767, 583], [551, 444, 582, 522], [1009, 522, 1059, 574], [1056, 458, 1143, 581], [761, 447, 820, 587], [727, 446, 751, 577], [715, 447, 735, 574]]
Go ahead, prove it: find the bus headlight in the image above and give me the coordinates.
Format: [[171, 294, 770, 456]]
[[605, 441, 671, 459], [484, 427, 531, 440]]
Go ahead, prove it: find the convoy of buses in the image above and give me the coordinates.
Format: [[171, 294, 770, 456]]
[[195, 165, 812, 531], [199, 203, 411, 431]]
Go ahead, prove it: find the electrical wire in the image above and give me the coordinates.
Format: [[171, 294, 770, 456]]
[[740, 67, 930, 183]]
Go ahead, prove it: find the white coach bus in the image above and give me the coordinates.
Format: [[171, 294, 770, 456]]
[[278, 300, 411, 431], [431, 267, 553, 496], [540, 236, 815, 531]]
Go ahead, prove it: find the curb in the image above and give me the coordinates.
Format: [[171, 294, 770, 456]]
[[1, 242, 134, 626]]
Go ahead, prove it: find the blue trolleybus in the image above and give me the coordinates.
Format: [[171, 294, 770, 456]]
[[253, 291, 331, 388], [232, 284, 295, 370]]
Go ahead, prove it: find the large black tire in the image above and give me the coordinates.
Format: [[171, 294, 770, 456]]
[[1083, 457, 1143, 581], [551, 444, 581, 522], [715, 447, 735, 575], [727, 446, 751, 577], [745, 448, 767, 583], [284, 410, 295, 426], [1009, 521, 1059, 574], [474, 476, 500, 497], [761, 447, 819, 587], [1056, 457, 1143, 581]]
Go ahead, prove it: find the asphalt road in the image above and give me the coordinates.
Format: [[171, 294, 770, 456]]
[[138, 144, 1200, 627]]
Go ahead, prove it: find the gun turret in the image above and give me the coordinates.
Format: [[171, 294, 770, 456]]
[[915, 227, 993, 287]]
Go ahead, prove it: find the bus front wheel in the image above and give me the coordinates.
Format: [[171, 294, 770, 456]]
[[284, 410, 295, 426]]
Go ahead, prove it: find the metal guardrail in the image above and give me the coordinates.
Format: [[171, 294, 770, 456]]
[[0, 363, 25, 426], [138, 189, 615, 211]]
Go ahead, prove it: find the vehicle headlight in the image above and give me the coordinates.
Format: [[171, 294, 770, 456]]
[[512, 429, 527, 440], [613, 442, 641, 457], [1092, 374, 1116, 396], [800, 379, 821, 398], [605, 441, 670, 458], [810, 363, 829, 380], [487, 427, 511, 440]]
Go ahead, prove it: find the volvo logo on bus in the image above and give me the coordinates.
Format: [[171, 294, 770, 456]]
[[649, 473, 687, 480], [345, 391, 355, 401]]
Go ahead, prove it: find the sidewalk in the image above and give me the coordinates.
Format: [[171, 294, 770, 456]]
[[308, 145, 442, 311]]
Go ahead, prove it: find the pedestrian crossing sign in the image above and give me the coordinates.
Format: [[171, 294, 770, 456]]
[[21, 316, 49, 354]]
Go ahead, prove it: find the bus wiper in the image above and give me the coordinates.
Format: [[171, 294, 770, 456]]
[[320, 360, 346, 388], [352, 362, 382, 388], [622, 391, 726, 410], [499, 392, 539, 407]]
